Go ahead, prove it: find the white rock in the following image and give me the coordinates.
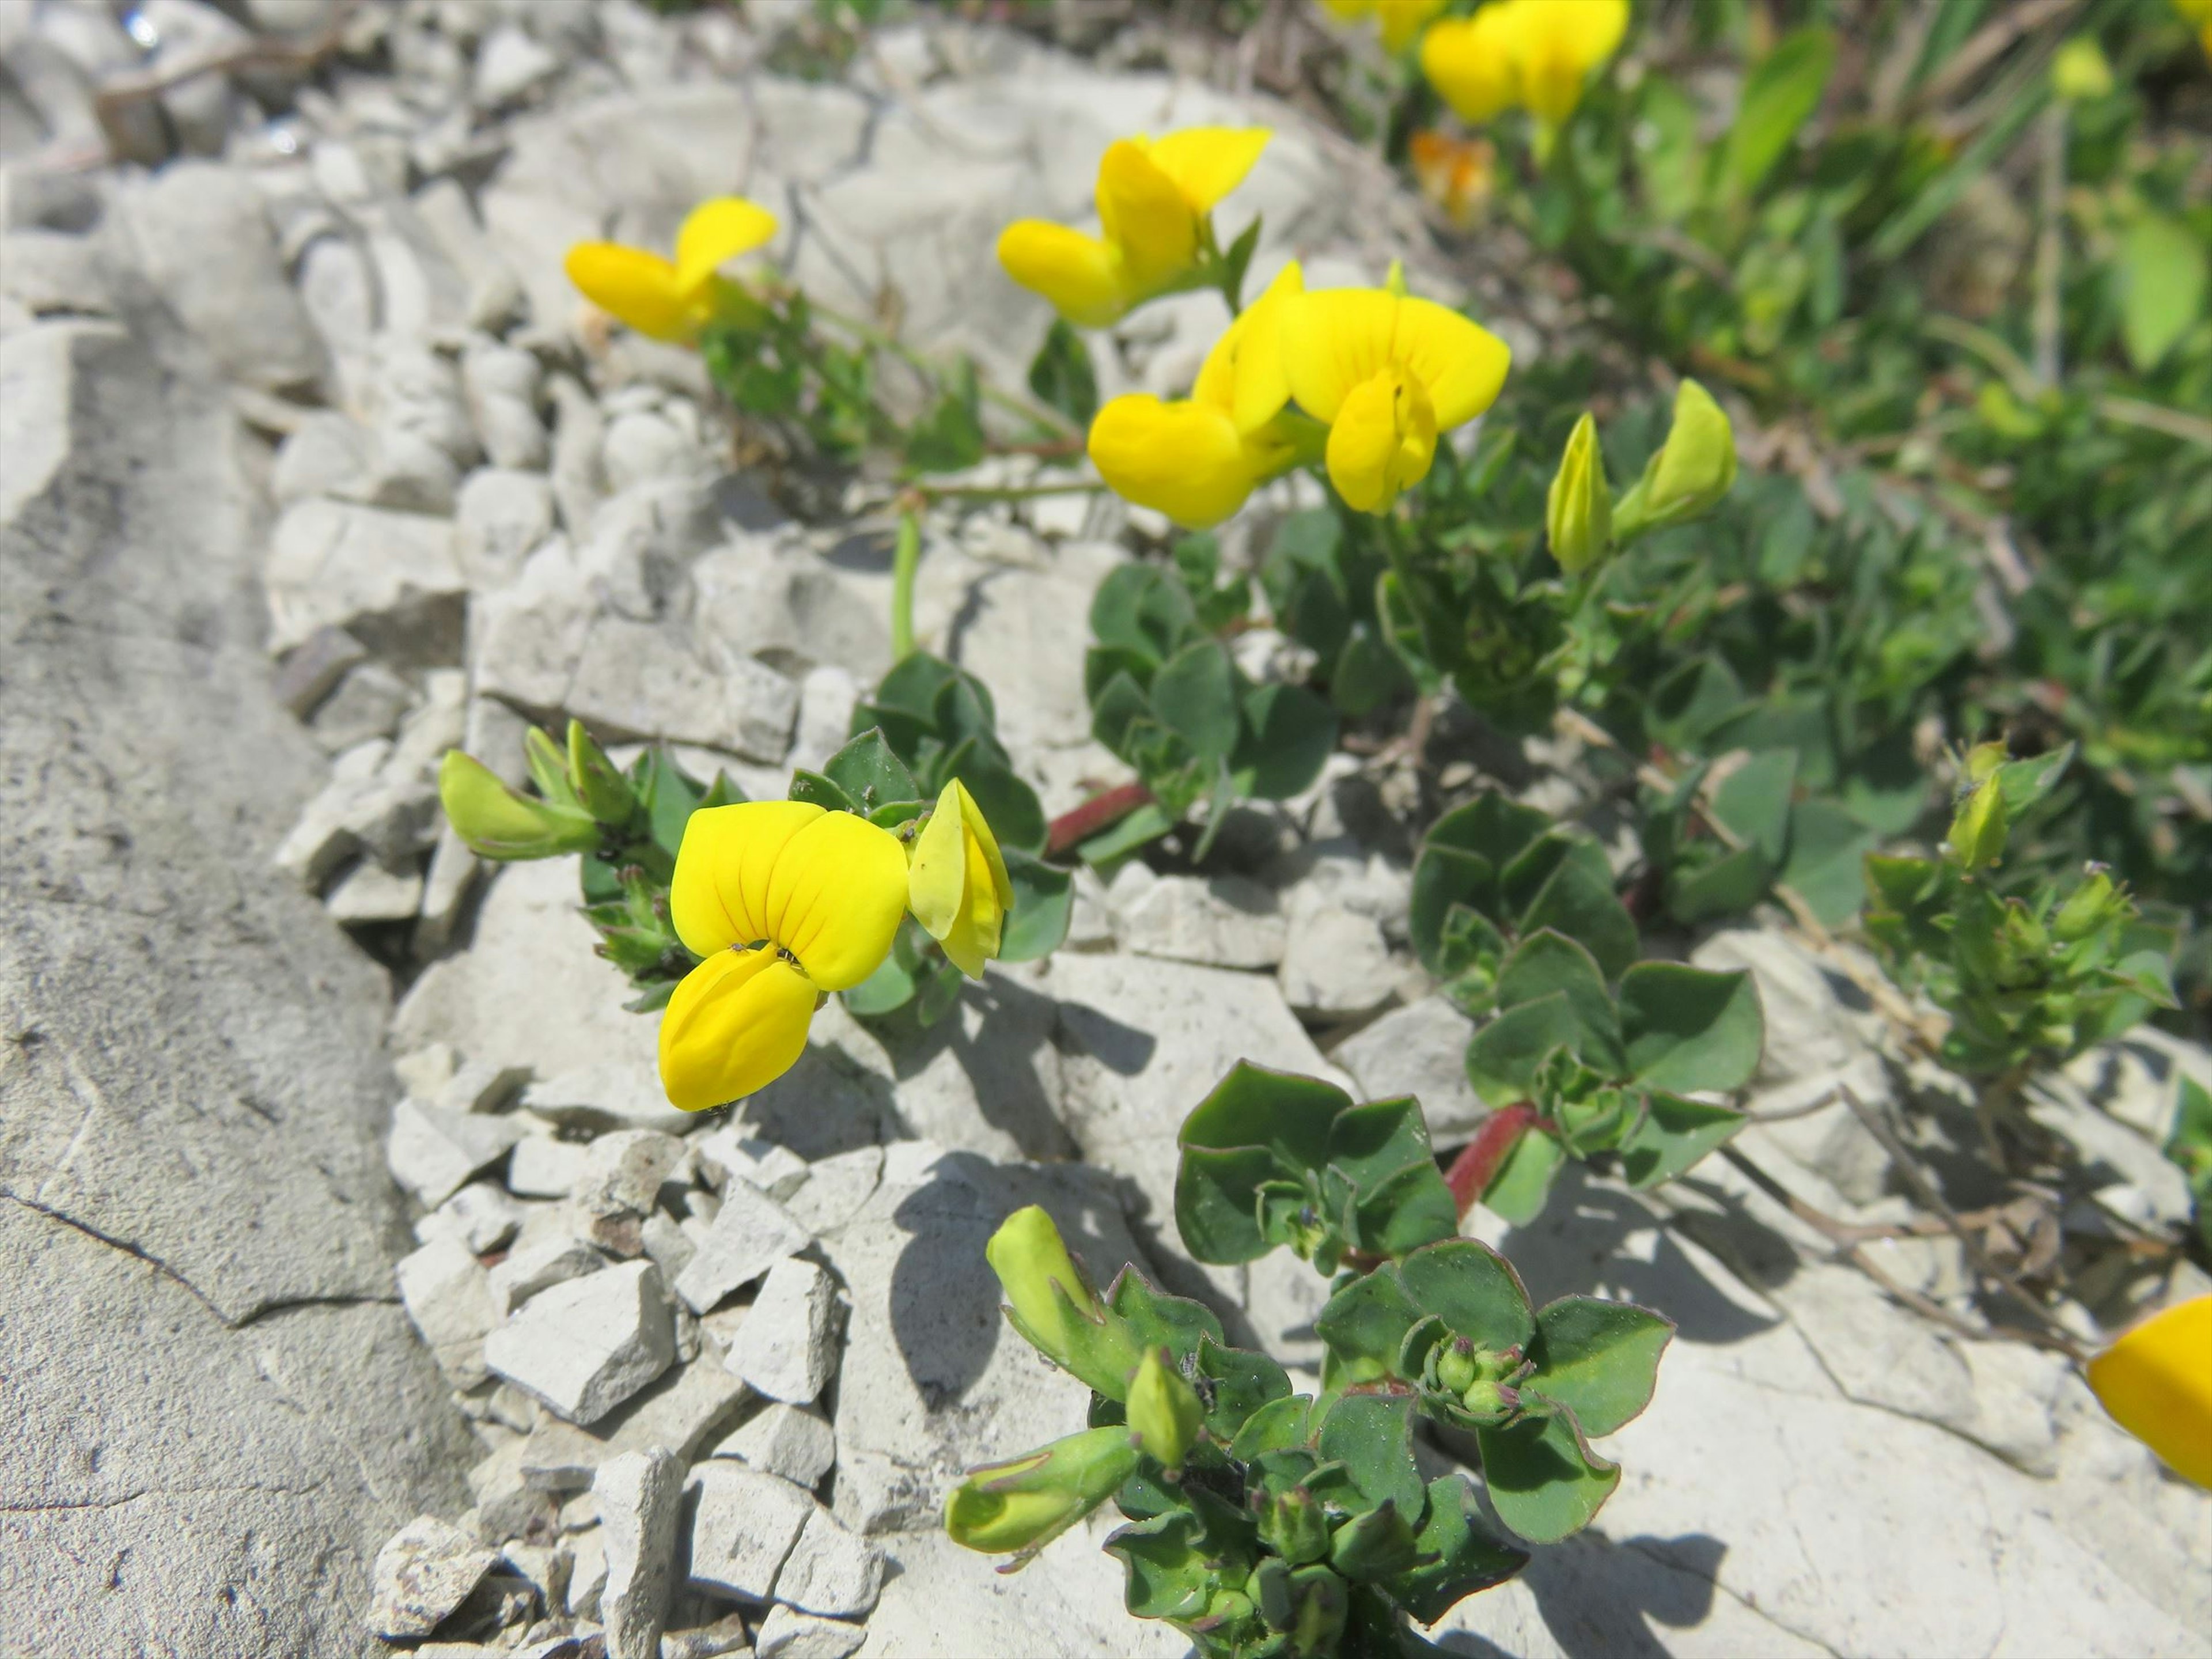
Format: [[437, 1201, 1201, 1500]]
[[520, 1347, 751, 1493], [789, 665, 859, 772], [524, 1060, 695, 1135], [566, 1524, 607, 1618], [684, 1463, 812, 1603], [388, 1099, 527, 1209], [692, 1128, 809, 1202], [774, 1506, 883, 1619], [0, 229, 111, 319], [263, 498, 465, 662], [575, 1130, 690, 1221], [324, 858, 425, 924], [1107, 865, 1287, 969], [308, 662, 413, 753], [465, 1435, 557, 1544], [640, 1212, 698, 1282], [487, 1232, 605, 1318], [396, 1234, 498, 1388], [602, 408, 703, 491], [507, 1132, 594, 1200], [273, 737, 401, 887], [730, 1257, 841, 1406], [711, 1402, 835, 1489], [594, 1448, 683, 1659], [673, 1181, 812, 1315], [456, 467, 556, 590], [474, 22, 563, 109], [433, 1057, 533, 1116], [461, 342, 549, 471], [565, 614, 800, 764], [1277, 903, 1396, 1019], [418, 1180, 530, 1253], [366, 1515, 499, 1641], [485, 1258, 676, 1425], [781, 1147, 883, 1237], [1331, 995, 1484, 1143], [753, 1607, 865, 1659]]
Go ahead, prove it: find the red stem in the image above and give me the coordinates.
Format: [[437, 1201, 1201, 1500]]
[[1044, 781, 1156, 858], [1444, 1104, 1539, 1220]]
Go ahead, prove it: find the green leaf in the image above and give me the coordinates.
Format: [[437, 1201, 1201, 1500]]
[[1327, 1096, 1440, 1194], [1107, 1265, 1224, 1365], [953, 761, 1047, 855], [1233, 682, 1338, 800], [1780, 799, 1876, 927], [1175, 1146, 1282, 1265], [1494, 932, 1623, 1070], [1149, 638, 1241, 763], [914, 957, 965, 1027], [1181, 1062, 1348, 1172], [1476, 1411, 1620, 1544], [1465, 993, 1589, 1106], [1383, 1476, 1530, 1623], [1078, 800, 1174, 865], [998, 850, 1071, 963], [1668, 845, 1775, 925], [1229, 1394, 1314, 1461], [1316, 1266, 1425, 1383], [1090, 564, 1195, 666], [1525, 1298, 1673, 1437], [1027, 319, 1099, 428], [1646, 655, 1747, 752], [1725, 29, 1835, 197], [1351, 1160, 1462, 1260], [824, 728, 919, 811], [1106, 1509, 1216, 1622], [841, 946, 918, 1017], [2119, 213, 2209, 373], [1328, 1499, 1422, 1583], [1518, 840, 1639, 981], [1316, 1392, 1425, 1518], [1397, 1240, 1537, 1354], [786, 769, 858, 813], [1481, 1126, 1566, 1226], [1710, 749, 1798, 863], [1617, 964, 1765, 1094], [1993, 743, 2074, 816], [1196, 1332, 1293, 1440], [903, 357, 986, 472], [1617, 1091, 1747, 1187], [1219, 215, 1263, 310]]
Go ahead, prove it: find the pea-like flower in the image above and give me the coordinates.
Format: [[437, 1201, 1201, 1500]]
[[1422, 0, 1629, 128], [1086, 263, 1316, 528], [996, 127, 1271, 327], [2086, 1293, 2212, 1488], [657, 802, 907, 1111], [906, 779, 1014, 978], [565, 195, 778, 346], [1279, 285, 1512, 513], [1320, 0, 1448, 52], [943, 1426, 1141, 1556]]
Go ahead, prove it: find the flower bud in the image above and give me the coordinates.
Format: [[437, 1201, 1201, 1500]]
[[1546, 412, 1614, 577], [2054, 866, 2125, 942], [438, 751, 601, 861], [566, 719, 635, 826], [1435, 1336, 1479, 1396], [1613, 380, 1737, 542], [524, 726, 578, 807], [943, 1426, 1141, 1556], [1946, 779, 2008, 872], [985, 1206, 1143, 1398], [1253, 1483, 1330, 1567], [1126, 1348, 1203, 1469], [2051, 37, 2113, 102]]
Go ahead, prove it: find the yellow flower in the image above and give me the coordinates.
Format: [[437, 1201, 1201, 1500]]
[[1321, 0, 1449, 52], [2086, 1294, 2212, 1488], [658, 801, 907, 1110], [565, 195, 778, 345], [1279, 285, 1512, 513], [907, 779, 1015, 978], [1421, 5, 1522, 124], [1087, 263, 1313, 528], [997, 127, 1271, 327]]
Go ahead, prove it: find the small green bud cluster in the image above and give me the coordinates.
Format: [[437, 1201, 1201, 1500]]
[[1545, 379, 1739, 579]]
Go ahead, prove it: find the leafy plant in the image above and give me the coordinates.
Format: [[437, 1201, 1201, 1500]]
[[948, 1066, 1672, 1656]]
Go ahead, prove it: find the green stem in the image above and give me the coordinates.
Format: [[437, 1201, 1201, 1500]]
[[809, 298, 1077, 439], [890, 510, 920, 662], [919, 481, 1109, 505]]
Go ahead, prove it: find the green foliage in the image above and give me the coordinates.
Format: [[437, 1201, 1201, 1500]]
[[953, 1088, 1672, 1654], [2168, 1075, 2212, 1251], [1085, 551, 1337, 860], [1864, 743, 2179, 1075]]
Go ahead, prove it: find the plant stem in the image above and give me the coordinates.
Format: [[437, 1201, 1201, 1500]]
[[809, 298, 1077, 438], [889, 509, 920, 662], [1446, 1104, 1539, 1219], [918, 481, 1111, 505], [1046, 781, 1156, 858]]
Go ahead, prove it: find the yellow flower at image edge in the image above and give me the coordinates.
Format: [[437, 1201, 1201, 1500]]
[[997, 127, 1271, 327], [566, 195, 778, 344], [908, 779, 1015, 978], [1087, 263, 1310, 528], [1282, 287, 1511, 513], [2086, 1294, 2212, 1488], [658, 801, 907, 1111], [1421, 0, 1629, 127]]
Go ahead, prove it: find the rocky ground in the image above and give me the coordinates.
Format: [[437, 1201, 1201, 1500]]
[[3, 3, 2210, 1657]]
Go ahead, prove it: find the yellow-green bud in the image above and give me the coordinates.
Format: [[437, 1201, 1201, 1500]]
[[438, 750, 600, 861], [2051, 37, 2113, 102], [1383, 257, 1410, 297], [1125, 1348, 1203, 1470], [523, 725, 577, 806], [1546, 412, 1613, 577], [2053, 867, 2124, 942], [565, 719, 634, 825], [1615, 380, 1738, 542], [1947, 779, 2008, 872], [1435, 1338, 1479, 1396], [985, 1206, 1143, 1398], [944, 1426, 1139, 1556]]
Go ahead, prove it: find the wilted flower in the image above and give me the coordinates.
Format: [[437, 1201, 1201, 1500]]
[[565, 195, 778, 345], [986, 1205, 1142, 1396], [997, 127, 1271, 327], [943, 1427, 1141, 1556], [657, 802, 907, 1111], [908, 778, 1015, 978], [438, 750, 601, 861]]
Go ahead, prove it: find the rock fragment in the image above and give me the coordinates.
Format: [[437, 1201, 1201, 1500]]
[[388, 1099, 528, 1208], [774, 1506, 884, 1618], [754, 1605, 866, 1659], [596, 1447, 685, 1659], [730, 1258, 841, 1405], [396, 1234, 499, 1387], [366, 1515, 499, 1641], [710, 1402, 835, 1490], [518, 1347, 751, 1491], [673, 1181, 812, 1314], [685, 1463, 812, 1603], [420, 1180, 531, 1253], [486, 1259, 676, 1424], [488, 1232, 605, 1317]]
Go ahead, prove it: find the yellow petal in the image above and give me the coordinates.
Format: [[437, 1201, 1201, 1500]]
[[1096, 139, 1199, 295], [1195, 262, 1304, 435], [1421, 8, 1521, 124], [1319, 0, 1376, 18], [997, 220, 1128, 327], [2087, 1295, 2212, 1488], [1282, 288, 1509, 432], [940, 831, 1003, 979], [657, 947, 817, 1112], [673, 196, 779, 297], [1512, 0, 1629, 126], [953, 779, 1015, 914], [1141, 127, 1272, 216], [564, 243, 694, 343], [1377, 0, 1448, 53], [1089, 394, 1261, 529], [1325, 367, 1437, 513], [669, 801, 907, 989], [907, 783, 970, 943]]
